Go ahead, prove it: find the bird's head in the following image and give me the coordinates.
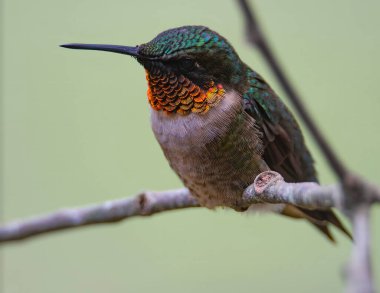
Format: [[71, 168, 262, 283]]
[[62, 26, 245, 115]]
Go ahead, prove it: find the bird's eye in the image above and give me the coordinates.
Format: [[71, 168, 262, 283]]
[[180, 58, 196, 71]]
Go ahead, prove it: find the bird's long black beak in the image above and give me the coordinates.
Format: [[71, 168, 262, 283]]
[[60, 43, 140, 57]]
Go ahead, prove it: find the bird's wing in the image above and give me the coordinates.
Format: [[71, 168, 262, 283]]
[[242, 69, 316, 182], [242, 69, 351, 242]]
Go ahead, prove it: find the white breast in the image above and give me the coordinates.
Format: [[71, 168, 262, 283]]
[[150, 90, 243, 149]]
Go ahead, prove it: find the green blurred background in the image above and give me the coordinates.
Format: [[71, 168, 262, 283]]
[[1, 0, 379, 292]]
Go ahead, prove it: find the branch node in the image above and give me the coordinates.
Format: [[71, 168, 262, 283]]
[[254, 171, 283, 193], [138, 192, 149, 215]]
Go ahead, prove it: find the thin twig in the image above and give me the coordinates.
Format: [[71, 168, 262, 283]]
[[346, 205, 374, 293], [243, 171, 342, 209], [1, 172, 379, 245], [237, 0, 348, 181], [243, 171, 380, 208], [0, 189, 199, 243]]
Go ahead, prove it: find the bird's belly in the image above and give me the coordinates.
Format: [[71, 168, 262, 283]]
[[151, 91, 267, 210], [166, 135, 266, 210]]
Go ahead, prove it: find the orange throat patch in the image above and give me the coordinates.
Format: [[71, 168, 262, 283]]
[[146, 70, 225, 115]]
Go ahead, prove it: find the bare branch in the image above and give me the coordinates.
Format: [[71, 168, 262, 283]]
[[1, 172, 378, 245], [0, 188, 199, 243], [346, 205, 374, 293], [0, 172, 378, 293], [243, 171, 341, 209], [243, 171, 380, 212], [242, 171, 379, 293]]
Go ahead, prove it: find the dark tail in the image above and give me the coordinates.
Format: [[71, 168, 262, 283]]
[[281, 205, 352, 242]]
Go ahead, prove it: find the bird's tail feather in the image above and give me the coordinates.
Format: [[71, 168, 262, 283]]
[[281, 204, 352, 242]]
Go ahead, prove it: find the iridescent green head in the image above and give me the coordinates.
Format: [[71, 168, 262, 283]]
[[140, 26, 231, 57], [139, 26, 243, 86], [61, 26, 245, 114], [137, 26, 243, 85]]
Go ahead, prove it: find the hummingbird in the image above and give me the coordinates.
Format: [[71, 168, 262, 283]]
[[62, 25, 350, 242]]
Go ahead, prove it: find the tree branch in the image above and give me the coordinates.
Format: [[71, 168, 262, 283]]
[[0, 188, 199, 243], [243, 171, 380, 209], [1, 171, 379, 244], [1, 170, 379, 293], [346, 205, 373, 293], [243, 171, 379, 293]]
